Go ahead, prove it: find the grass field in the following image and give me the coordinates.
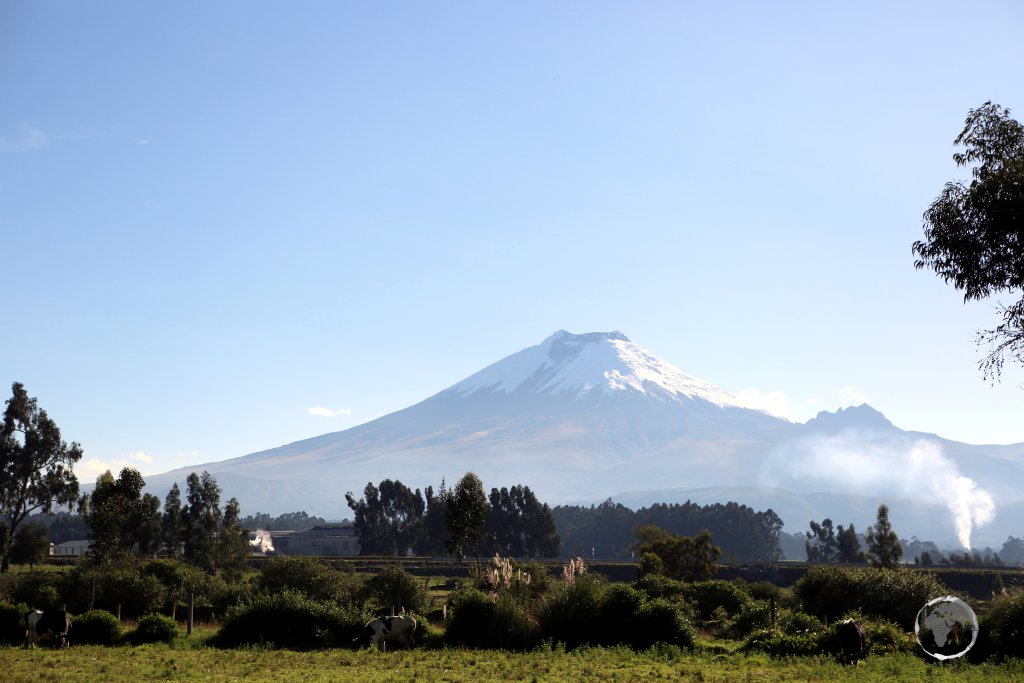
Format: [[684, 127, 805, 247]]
[[3, 643, 1024, 682]]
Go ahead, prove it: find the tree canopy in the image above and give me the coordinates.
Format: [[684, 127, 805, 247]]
[[79, 467, 162, 563], [865, 504, 902, 569], [914, 101, 1024, 379], [0, 382, 83, 572]]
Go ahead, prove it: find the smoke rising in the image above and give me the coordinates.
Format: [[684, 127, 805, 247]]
[[250, 529, 275, 554], [760, 435, 995, 549]]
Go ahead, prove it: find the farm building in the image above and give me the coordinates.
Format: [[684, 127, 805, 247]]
[[51, 539, 91, 557], [267, 523, 360, 556]]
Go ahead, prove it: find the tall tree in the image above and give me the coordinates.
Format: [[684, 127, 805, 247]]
[[865, 504, 903, 569], [217, 497, 251, 578], [914, 101, 1024, 379], [182, 471, 222, 570], [345, 479, 426, 556], [0, 382, 83, 572], [633, 524, 720, 581], [10, 522, 50, 570], [445, 472, 490, 563], [806, 518, 838, 563], [162, 483, 185, 559], [421, 481, 449, 555], [835, 523, 864, 563], [79, 468, 162, 563]]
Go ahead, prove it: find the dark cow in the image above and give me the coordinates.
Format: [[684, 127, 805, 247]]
[[23, 609, 72, 648], [354, 615, 417, 651], [834, 618, 867, 664]]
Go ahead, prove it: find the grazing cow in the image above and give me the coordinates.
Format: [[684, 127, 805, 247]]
[[354, 615, 417, 651], [23, 609, 72, 648], [834, 619, 867, 664]]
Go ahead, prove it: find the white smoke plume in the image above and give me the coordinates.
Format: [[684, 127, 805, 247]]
[[761, 436, 995, 549], [250, 529, 275, 554]]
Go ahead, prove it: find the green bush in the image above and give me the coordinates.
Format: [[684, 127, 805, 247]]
[[258, 556, 358, 605], [536, 575, 605, 648], [977, 587, 1024, 660], [364, 564, 427, 615], [597, 583, 645, 646], [742, 628, 825, 657], [795, 567, 947, 629], [631, 599, 695, 650], [636, 574, 685, 601], [216, 590, 368, 650], [724, 600, 774, 639], [73, 609, 123, 646], [444, 587, 536, 650], [129, 613, 180, 644], [5, 572, 63, 610], [0, 602, 30, 645], [681, 580, 751, 621]]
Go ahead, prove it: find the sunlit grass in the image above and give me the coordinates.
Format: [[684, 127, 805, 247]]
[[3, 645, 1024, 682]]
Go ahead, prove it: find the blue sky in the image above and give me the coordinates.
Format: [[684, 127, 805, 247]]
[[3, 1, 1023, 484]]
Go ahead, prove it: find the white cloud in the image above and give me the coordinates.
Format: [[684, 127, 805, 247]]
[[131, 451, 153, 464], [735, 388, 796, 421], [807, 386, 870, 412], [308, 406, 353, 418]]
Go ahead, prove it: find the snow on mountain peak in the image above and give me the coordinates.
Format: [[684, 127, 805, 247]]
[[449, 330, 747, 408]]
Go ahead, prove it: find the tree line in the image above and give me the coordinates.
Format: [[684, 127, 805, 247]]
[[345, 474, 560, 560], [552, 498, 784, 562]]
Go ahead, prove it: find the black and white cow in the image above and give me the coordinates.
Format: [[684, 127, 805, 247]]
[[23, 609, 72, 648], [834, 618, 867, 664], [354, 615, 417, 651]]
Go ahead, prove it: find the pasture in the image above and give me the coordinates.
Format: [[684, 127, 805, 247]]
[[3, 643, 1024, 682]]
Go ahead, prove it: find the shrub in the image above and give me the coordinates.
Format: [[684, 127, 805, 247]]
[[681, 580, 750, 621], [742, 628, 825, 657], [259, 556, 350, 604], [0, 602, 30, 645], [632, 599, 695, 650], [977, 586, 1024, 660], [636, 574, 685, 601], [130, 613, 180, 644], [597, 583, 645, 646], [5, 572, 63, 610], [795, 567, 947, 629], [73, 609, 123, 646], [444, 587, 536, 650], [536, 575, 605, 648], [216, 590, 368, 650], [724, 600, 774, 639], [364, 564, 427, 615]]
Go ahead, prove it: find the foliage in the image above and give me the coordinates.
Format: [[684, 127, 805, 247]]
[[446, 472, 490, 562], [795, 566, 946, 629], [79, 468, 162, 563], [4, 570, 63, 610], [805, 518, 838, 563], [140, 559, 206, 617], [162, 483, 184, 559], [0, 382, 83, 572], [634, 525, 720, 582], [10, 522, 49, 568], [182, 471, 222, 571], [61, 564, 168, 618], [553, 498, 783, 562], [444, 586, 536, 650], [535, 574, 606, 648], [865, 505, 902, 569], [217, 497, 251, 579], [215, 590, 368, 650], [680, 580, 751, 622], [73, 609, 123, 645], [345, 479, 426, 556], [129, 613, 179, 644], [364, 563, 428, 615], [239, 510, 327, 531], [258, 556, 360, 605], [914, 102, 1024, 379], [483, 485, 560, 558], [0, 601, 30, 645], [978, 586, 1024, 660]]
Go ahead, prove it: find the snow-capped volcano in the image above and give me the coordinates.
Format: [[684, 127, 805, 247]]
[[138, 329, 1024, 547], [450, 330, 755, 410]]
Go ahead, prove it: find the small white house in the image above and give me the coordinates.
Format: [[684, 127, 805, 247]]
[[52, 539, 91, 557]]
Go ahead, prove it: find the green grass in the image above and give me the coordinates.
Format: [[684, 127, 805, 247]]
[[3, 644, 1024, 682]]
